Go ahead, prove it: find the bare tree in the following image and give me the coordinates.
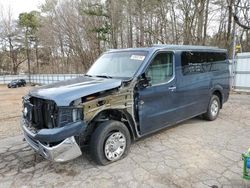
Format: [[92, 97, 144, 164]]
[[1, 0, 250, 75], [0, 6, 26, 74]]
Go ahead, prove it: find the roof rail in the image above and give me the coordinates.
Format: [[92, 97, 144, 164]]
[[152, 44, 219, 49]]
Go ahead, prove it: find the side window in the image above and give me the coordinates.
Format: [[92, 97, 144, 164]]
[[146, 52, 173, 85], [208, 52, 227, 72], [181, 51, 227, 75], [181, 52, 206, 75]]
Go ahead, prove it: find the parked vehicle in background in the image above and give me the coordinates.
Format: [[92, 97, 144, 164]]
[[21, 45, 230, 165], [8, 79, 26, 88]]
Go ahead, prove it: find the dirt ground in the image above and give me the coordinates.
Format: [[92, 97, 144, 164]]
[[0, 85, 32, 139], [1, 85, 250, 187]]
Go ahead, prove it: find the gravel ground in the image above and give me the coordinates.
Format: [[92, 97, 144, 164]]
[[0, 85, 250, 187]]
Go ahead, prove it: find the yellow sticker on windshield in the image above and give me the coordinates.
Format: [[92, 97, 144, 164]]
[[130, 55, 145, 61]]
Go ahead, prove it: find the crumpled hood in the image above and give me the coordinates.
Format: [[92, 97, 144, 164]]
[[29, 76, 122, 106]]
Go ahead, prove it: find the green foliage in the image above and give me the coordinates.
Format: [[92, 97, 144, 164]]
[[92, 22, 111, 41], [81, 3, 109, 18], [81, 2, 111, 42], [18, 11, 40, 32], [89, 27, 110, 42]]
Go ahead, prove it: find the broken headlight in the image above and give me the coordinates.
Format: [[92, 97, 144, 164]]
[[72, 108, 82, 122], [58, 107, 83, 127]]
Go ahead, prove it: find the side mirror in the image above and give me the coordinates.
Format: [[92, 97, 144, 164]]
[[138, 73, 151, 88]]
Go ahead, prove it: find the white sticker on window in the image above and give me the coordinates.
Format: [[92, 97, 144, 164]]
[[130, 55, 145, 61]]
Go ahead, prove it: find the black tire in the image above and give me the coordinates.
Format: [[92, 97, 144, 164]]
[[203, 95, 220, 121], [90, 120, 131, 165]]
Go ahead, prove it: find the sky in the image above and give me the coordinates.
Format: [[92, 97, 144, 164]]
[[0, 0, 44, 19]]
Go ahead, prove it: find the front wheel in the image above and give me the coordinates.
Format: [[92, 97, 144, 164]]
[[90, 120, 131, 165], [203, 95, 220, 121]]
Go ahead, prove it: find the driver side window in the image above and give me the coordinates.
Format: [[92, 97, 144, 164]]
[[146, 52, 173, 85]]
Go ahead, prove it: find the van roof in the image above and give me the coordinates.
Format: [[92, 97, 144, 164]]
[[108, 44, 227, 53]]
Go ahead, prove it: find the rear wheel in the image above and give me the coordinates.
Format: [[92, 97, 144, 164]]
[[90, 120, 131, 165], [203, 95, 220, 121]]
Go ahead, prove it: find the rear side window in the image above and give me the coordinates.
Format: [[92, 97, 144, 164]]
[[181, 52, 227, 75], [207, 52, 227, 72]]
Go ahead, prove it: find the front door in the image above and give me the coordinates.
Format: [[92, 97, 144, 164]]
[[137, 52, 180, 135]]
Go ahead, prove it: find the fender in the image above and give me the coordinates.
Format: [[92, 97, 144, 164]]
[[86, 108, 138, 141], [209, 84, 224, 107], [210, 84, 223, 94]]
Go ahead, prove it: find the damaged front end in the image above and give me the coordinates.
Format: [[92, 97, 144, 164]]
[[21, 96, 85, 162]]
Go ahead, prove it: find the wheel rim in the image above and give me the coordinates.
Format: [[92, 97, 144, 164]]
[[104, 132, 126, 161], [211, 99, 219, 117]]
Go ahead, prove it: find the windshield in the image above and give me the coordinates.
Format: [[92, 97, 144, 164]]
[[87, 51, 148, 79]]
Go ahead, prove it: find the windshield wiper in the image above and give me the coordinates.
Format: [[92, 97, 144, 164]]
[[95, 75, 113, 79]]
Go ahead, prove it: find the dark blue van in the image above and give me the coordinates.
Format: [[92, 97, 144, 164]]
[[21, 45, 230, 164]]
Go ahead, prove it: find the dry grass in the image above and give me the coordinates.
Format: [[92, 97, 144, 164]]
[[0, 85, 32, 139]]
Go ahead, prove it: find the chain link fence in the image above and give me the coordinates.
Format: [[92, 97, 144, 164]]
[[0, 74, 83, 85]]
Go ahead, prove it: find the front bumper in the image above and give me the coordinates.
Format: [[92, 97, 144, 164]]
[[21, 118, 85, 162]]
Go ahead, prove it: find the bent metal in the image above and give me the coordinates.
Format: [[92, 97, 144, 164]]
[[21, 45, 230, 165]]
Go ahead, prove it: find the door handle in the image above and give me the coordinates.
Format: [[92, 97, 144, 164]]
[[168, 86, 176, 91], [139, 100, 144, 105]]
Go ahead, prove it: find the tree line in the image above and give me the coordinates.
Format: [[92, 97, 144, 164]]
[[0, 0, 249, 75]]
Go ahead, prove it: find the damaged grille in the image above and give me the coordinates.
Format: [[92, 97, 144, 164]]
[[23, 97, 58, 130]]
